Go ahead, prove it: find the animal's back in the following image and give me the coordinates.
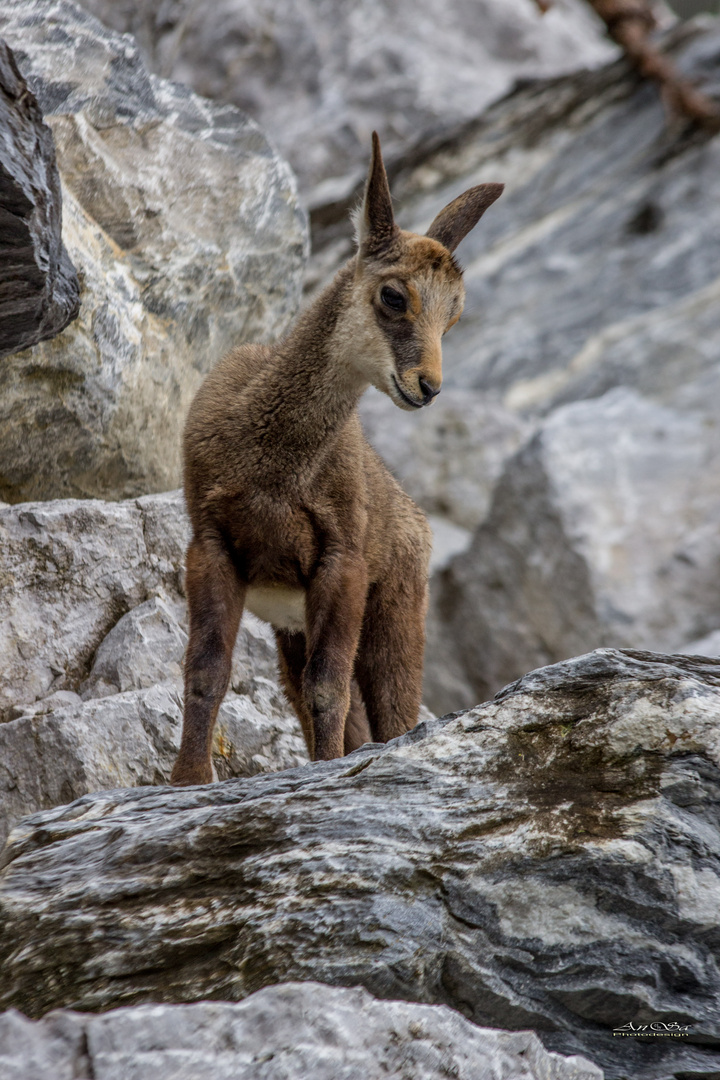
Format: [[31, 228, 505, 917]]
[[183, 343, 274, 522]]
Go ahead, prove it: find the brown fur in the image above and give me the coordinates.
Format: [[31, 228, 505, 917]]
[[170, 133, 503, 784]]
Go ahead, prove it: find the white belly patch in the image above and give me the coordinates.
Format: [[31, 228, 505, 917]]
[[245, 585, 306, 632]]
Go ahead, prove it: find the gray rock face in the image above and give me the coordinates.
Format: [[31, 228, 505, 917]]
[[359, 388, 530, 532], [75, 0, 615, 203], [301, 24, 720, 718], [0, 40, 79, 357], [425, 387, 720, 710], [2, 649, 719, 1080], [0, 983, 602, 1080], [0, 490, 307, 848], [0, 0, 307, 502], [0, 490, 188, 719]]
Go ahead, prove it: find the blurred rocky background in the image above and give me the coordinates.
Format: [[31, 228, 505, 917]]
[[2, 1, 720, 1076], [73, 0, 617, 207]]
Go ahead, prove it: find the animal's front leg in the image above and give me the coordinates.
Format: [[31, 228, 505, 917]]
[[303, 550, 368, 760], [171, 533, 246, 786]]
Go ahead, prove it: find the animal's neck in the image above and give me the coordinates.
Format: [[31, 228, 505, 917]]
[[251, 260, 368, 479]]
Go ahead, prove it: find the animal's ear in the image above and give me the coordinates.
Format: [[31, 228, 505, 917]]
[[354, 132, 399, 257], [425, 183, 504, 253]]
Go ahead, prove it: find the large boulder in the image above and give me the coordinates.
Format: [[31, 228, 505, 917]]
[[0, 41, 79, 357], [74, 0, 615, 204], [0, 490, 307, 848], [2, 649, 719, 1080], [425, 386, 720, 710], [0, 982, 601, 1080], [0, 0, 307, 503]]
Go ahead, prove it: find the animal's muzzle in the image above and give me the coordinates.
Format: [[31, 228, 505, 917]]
[[418, 378, 441, 406]]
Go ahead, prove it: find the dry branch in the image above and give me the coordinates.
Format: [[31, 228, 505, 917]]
[[535, 0, 720, 129]]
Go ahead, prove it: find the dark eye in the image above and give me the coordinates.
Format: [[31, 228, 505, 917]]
[[380, 286, 407, 313]]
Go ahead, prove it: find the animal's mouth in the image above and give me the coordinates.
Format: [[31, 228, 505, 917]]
[[392, 375, 422, 409]]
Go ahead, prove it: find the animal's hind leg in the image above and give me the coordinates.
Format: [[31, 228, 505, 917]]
[[354, 557, 428, 745], [171, 532, 246, 786], [344, 680, 373, 754], [275, 630, 371, 757], [274, 629, 315, 756]]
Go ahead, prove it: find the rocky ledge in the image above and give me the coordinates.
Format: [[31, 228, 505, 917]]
[[0, 981, 601, 1080], [1, 648, 719, 1080]]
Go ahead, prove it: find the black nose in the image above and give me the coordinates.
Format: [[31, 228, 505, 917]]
[[419, 378, 441, 405]]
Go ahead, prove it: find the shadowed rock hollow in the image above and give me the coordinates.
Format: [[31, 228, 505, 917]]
[[1, 649, 719, 1080], [0, 41, 79, 357]]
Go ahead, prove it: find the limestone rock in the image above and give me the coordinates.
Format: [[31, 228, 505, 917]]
[[408, 24, 720, 712], [0, 0, 307, 502], [74, 0, 615, 203], [425, 388, 720, 710], [0, 40, 79, 357], [426, 515, 474, 575], [0, 490, 188, 720], [359, 388, 530, 532], [0, 983, 602, 1080], [0, 489, 307, 848], [2, 649, 719, 1080], [0, 678, 307, 851]]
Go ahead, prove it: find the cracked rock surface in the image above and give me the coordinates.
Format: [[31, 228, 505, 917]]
[[1, 649, 719, 1080], [0, 0, 307, 502], [0, 981, 602, 1080]]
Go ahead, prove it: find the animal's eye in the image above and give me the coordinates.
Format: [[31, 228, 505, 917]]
[[380, 286, 407, 313]]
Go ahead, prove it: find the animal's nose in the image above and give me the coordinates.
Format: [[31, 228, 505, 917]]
[[419, 377, 441, 405]]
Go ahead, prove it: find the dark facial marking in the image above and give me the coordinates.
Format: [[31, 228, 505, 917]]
[[374, 304, 423, 372]]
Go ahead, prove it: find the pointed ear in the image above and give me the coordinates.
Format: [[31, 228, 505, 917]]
[[355, 132, 399, 257], [425, 183, 504, 253]]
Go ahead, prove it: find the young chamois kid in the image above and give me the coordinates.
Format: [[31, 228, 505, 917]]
[[171, 134, 503, 785]]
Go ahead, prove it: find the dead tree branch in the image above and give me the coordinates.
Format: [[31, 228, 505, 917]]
[[534, 0, 720, 130]]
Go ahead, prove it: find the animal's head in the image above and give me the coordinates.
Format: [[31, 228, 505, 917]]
[[350, 132, 503, 410]]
